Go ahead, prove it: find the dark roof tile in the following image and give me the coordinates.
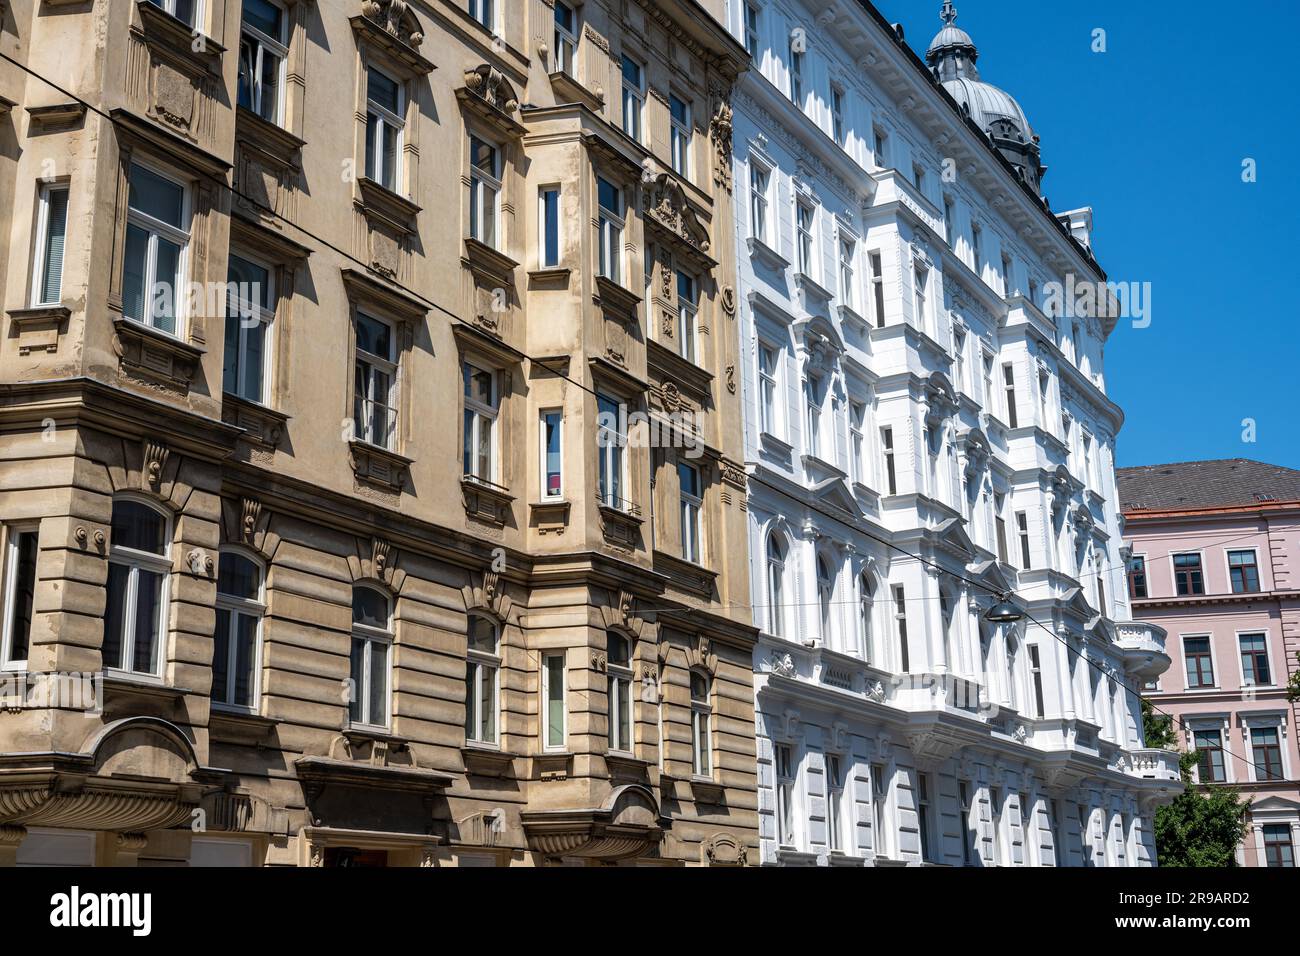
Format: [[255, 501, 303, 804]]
[[1117, 459, 1300, 513]]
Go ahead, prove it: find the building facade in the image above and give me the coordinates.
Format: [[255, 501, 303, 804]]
[[728, 0, 1179, 866], [0, 0, 759, 866], [1120, 459, 1300, 867]]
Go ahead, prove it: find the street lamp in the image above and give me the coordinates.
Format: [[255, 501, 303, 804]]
[[984, 594, 1024, 624]]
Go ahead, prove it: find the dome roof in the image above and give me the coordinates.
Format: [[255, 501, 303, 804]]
[[927, 24, 975, 59], [941, 76, 1035, 143]]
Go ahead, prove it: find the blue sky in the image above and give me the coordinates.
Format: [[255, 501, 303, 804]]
[[880, 0, 1300, 470]]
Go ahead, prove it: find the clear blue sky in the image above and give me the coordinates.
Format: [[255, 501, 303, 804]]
[[880, 0, 1300, 470]]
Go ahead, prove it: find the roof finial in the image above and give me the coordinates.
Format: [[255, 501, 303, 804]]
[[941, 0, 958, 26]]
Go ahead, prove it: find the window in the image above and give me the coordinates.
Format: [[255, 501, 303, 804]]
[[606, 632, 633, 752], [873, 126, 888, 167], [122, 163, 189, 335], [858, 572, 874, 660], [913, 264, 928, 327], [468, 135, 502, 248], [1228, 550, 1261, 593], [788, 36, 803, 106], [669, 94, 691, 177], [1037, 368, 1050, 428], [223, 253, 276, 404], [469, 0, 493, 30], [1, 527, 38, 670], [1001, 252, 1013, 294], [989, 787, 1005, 865], [826, 754, 844, 852], [758, 343, 778, 435], [462, 360, 499, 482], [816, 555, 834, 643], [676, 269, 698, 362], [749, 163, 770, 243], [866, 250, 886, 328], [365, 66, 403, 192], [1016, 511, 1031, 570], [881, 426, 897, 495], [893, 584, 909, 672], [830, 85, 845, 146], [620, 55, 644, 142], [1002, 362, 1018, 428], [1128, 555, 1148, 599], [464, 614, 500, 744], [917, 773, 934, 862], [542, 653, 566, 750], [353, 312, 397, 449], [1251, 726, 1284, 781], [1193, 728, 1226, 783], [553, 1, 577, 75], [744, 2, 760, 57], [871, 763, 889, 857], [103, 500, 170, 677], [804, 375, 825, 459], [212, 551, 263, 711], [766, 532, 787, 637], [1263, 825, 1295, 868], [912, 163, 926, 193], [995, 494, 1009, 564], [1028, 644, 1045, 718], [237, 0, 287, 124], [943, 197, 956, 246], [775, 744, 795, 846], [539, 186, 561, 267], [1240, 633, 1271, 686], [597, 177, 624, 283], [1183, 636, 1214, 688], [1173, 553, 1204, 596], [839, 237, 856, 310], [796, 202, 814, 275], [540, 409, 563, 499], [690, 671, 712, 776], [678, 461, 703, 563], [148, 0, 199, 28], [596, 393, 626, 510], [349, 586, 391, 728], [970, 222, 982, 274], [1076, 804, 1091, 866], [958, 782, 975, 865], [953, 328, 967, 394], [849, 401, 865, 484], [31, 183, 69, 306]]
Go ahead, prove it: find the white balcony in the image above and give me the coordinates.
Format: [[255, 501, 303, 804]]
[[1123, 748, 1182, 784], [1114, 620, 1170, 679]]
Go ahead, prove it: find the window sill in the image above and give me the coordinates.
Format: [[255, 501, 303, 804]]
[[653, 549, 718, 599], [605, 752, 651, 782], [527, 266, 571, 290], [113, 316, 204, 395], [209, 708, 280, 746], [690, 776, 726, 806], [357, 176, 422, 229], [597, 500, 644, 550], [462, 475, 515, 527], [461, 744, 517, 779], [7, 304, 69, 356], [222, 392, 289, 451], [747, 236, 789, 271], [531, 751, 573, 781], [593, 274, 643, 319], [548, 70, 603, 111], [759, 431, 794, 457], [343, 725, 404, 748], [348, 440, 412, 495], [529, 498, 570, 535]]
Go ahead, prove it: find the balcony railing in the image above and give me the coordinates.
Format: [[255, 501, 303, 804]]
[[1114, 620, 1170, 678], [1123, 748, 1182, 783]]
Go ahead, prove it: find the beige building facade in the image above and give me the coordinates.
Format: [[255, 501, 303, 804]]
[[0, 0, 757, 866]]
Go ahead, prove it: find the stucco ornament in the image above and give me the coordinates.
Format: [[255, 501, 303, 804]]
[[362, 0, 424, 47], [769, 651, 796, 678]]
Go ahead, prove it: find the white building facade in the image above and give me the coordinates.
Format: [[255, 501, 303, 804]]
[[726, 0, 1180, 866]]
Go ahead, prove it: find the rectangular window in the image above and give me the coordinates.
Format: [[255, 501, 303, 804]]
[[1016, 511, 1032, 570], [1, 527, 38, 670], [1183, 636, 1215, 688], [1029, 644, 1045, 718], [913, 264, 928, 327], [365, 67, 403, 192], [597, 177, 624, 283], [804, 375, 822, 459], [353, 313, 397, 450], [223, 253, 276, 405], [995, 493, 1009, 564], [776, 744, 795, 847], [917, 773, 933, 863], [1240, 633, 1271, 686], [873, 126, 888, 167], [1001, 252, 1013, 294], [1263, 824, 1295, 868], [462, 360, 499, 482], [869, 251, 885, 327], [678, 461, 702, 563], [758, 343, 778, 435], [543, 653, 566, 750], [881, 426, 897, 495], [1173, 553, 1205, 596], [31, 183, 69, 306], [468, 135, 502, 248], [796, 202, 814, 276], [749, 163, 770, 243], [690, 672, 712, 777], [464, 615, 500, 744], [839, 237, 856, 310], [1128, 555, 1148, 599], [103, 501, 170, 678], [540, 409, 563, 500], [788, 38, 803, 106], [606, 634, 632, 752], [1193, 729, 1226, 783], [830, 85, 845, 146], [596, 393, 627, 510], [669, 93, 691, 177], [871, 763, 889, 857], [469, 0, 493, 30], [826, 754, 843, 852], [621, 54, 644, 142], [944, 197, 956, 247], [539, 186, 561, 268], [744, 3, 760, 57], [990, 787, 1005, 865], [849, 401, 866, 485], [958, 782, 975, 865], [122, 163, 189, 335], [894, 584, 909, 672], [148, 0, 199, 28], [1228, 550, 1261, 593], [1002, 362, 1018, 428], [676, 269, 698, 362], [212, 552, 264, 712], [1251, 726, 1284, 781], [953, 329, 967, 394], [970, 222, 982, 274], [553, 1, 577, 75], [912, 163, 926, 193], [237, 0, 287, 125]]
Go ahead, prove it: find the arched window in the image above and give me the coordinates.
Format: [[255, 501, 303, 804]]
[[859, 572, 875, 661], [766, 532, 787, 637], [817, 555, 834, 646], [606, 632, 633, 752], [465, 614, 500, 745], [690, 670, 712, 777], [349, 585, 391, 728], [213, 550, 264, 711], [104, 498, 171, 676]]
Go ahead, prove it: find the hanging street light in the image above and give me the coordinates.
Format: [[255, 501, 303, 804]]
[[984, 594, 1024, 623]]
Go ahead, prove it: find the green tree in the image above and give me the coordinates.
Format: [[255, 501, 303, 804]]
[[1287, 651, 1300, 704], [1142, 699, 1250, 867]]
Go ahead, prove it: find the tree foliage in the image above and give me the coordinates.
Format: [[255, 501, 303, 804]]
[[1287, 651, 1300, 704]]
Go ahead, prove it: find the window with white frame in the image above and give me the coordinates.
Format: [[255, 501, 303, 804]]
[[596, 393, 627, 510], [1249, 723, 1285, 782], [872, 126, 888, 167], [620, 54, 644, 142], [1240, 633, 1272, 686], [542, 653, 566, 750], [464, 614, 500, 745], [796, 201, 814, 275], [468, 134, 502, 248], [826, 753, 844, 851], [839, 235, 856, 310], [881, 425, 897, 495], [766, 532, 787, 637], [858, 571, 874, 660], [913, 262, 928, 328], [223, 253, 276, 404], [103, 499, 171, 677], [788, 35, 804, 106], [31, 182, 68, 306], [893, 584, 909, 672], [212, 551, 263, 712], [606, 632, 632, 752], [597, 177, 624, 283], [468, 0, 494, 31], [917, 773, 935, 862], [871, 762, 890, 857], [869, 250, 885, 327], [538, 185, 561, 267], [147, 0, 200, 28], [744, 2, 760, 57], [553, 1, 577, 75], [540, 409, 563, 499], [678, 460, 702, 563], [758, 341, 779, 436], [849, 400, 866, 484], [365, 66, 404, 192], [1, 525, 38, 671], [953, 327, 967, 394], [669, 93, 691, 177], [804, 374, 822, 458], [830, 84, 846, 147], [353, 312, 397, 449], [1016, 510, 1031, 569], [690, 670, 712, 777], [816, 554, 834, 645], [1028, 644, 1046, 718], [349, 585, 391, 728], [676, 269, 698, 362], [749, 162, 770, 244], [237, 0, 287, 125], [462, 359, 499, 482], [776, 743, 795, 846], [122, 162, 189, 335]]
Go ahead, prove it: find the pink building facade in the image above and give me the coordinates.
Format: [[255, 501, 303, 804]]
[[1119, 460, 1300, 867]]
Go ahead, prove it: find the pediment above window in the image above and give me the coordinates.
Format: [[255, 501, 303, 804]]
[[458, 65, 525, 138], [641, 174, 715, 272], [350, 1, 433, 75], [341, 268, 428, 326]]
